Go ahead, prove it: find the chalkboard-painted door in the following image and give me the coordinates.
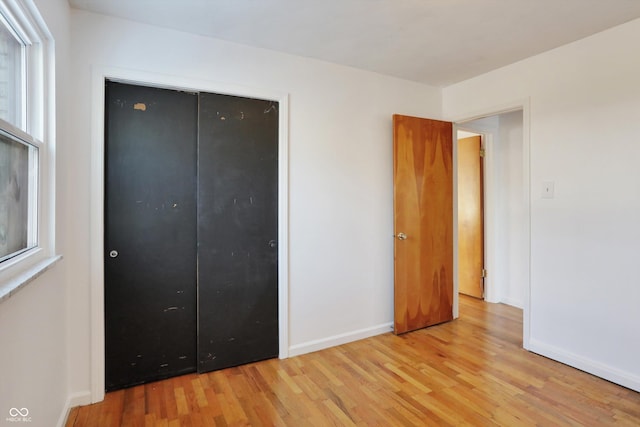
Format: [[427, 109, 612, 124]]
[[197, 93, 279, 372], [104, 82, 279, 390], [105, 82, 198, 390]]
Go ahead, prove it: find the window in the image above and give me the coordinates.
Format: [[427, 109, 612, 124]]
[[0, 128, 36, 262], [0, 13, 24, 128], [0, 0, 56, 295]]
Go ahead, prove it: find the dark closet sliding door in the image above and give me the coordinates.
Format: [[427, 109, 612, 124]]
[[197, 93, 279, 372], [105, 82, 198, 391], [105, 83, 279, 391]]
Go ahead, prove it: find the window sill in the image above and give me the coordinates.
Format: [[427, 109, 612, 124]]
[[0, 255, 63, 303]]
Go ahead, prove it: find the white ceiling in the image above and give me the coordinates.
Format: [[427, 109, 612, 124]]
[[68, 0, 640, 87]]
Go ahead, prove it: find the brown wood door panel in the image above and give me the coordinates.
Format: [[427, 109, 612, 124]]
[[393, 115, 453, 334], [458, 135, 484, 298]]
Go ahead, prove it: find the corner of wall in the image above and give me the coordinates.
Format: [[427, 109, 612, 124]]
[[56, 391, 92, 427]]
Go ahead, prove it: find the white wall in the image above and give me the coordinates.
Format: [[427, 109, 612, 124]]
[[444, 17, 640, 391], [496, 111, 526, 308], [0, 269, 67, 427], [0, 1, 71, 426], [67, 10, 442, 399]]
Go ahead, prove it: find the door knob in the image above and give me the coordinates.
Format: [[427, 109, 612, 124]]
[[109, 250, 119, 258], [396, 232, 407, 240]]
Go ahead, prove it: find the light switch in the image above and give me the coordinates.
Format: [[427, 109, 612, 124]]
[[542, 181, 554, 199]]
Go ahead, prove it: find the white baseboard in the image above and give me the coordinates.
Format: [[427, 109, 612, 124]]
[[528, 339, 640, 392], [57, 391, 92, 427], [288, 322, 393, 357]]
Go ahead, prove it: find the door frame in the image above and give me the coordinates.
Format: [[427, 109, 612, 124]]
[[450, 99, 531, 351], [89, 66, 290, 403]]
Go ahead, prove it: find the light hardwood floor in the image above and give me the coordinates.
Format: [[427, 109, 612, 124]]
[[66, 296, 640, 426]]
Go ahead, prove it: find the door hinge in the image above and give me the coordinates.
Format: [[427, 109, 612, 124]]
[[481, 269, 487, 278], [479, 148, 486, 158]]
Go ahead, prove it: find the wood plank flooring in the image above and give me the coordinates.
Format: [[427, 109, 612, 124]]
[[66, 296, 640, 426]]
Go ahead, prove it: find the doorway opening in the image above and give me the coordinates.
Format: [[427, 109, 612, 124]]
[[455, 109, 528, 322]]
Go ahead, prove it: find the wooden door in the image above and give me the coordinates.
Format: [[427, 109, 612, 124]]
[[393, 115, 453, 334], [458, 135, 485, 298], [105, 82, 198, 391], [197, 93, 279, 372]]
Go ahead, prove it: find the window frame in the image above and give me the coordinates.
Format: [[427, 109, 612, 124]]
[[0, 122, 39, 263], [0, 9, 27, 129], [0, 0, 59, 301]]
